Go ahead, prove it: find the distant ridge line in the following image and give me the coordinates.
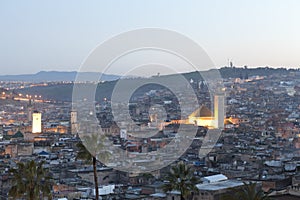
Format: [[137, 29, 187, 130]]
[[0, 71, 120, 82], [0, 67, 299, 82]]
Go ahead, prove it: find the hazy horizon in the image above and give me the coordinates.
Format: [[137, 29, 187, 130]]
[[1, 0, 300, 75], [0, 65, 298, 77]]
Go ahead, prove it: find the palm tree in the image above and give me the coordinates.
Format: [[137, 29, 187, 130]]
[[76, 134, 110, 200], [9, 160, 52, 200], [222, 181, 270, 200], [76, 141, 100, 200], [162, 161, 198, 200]]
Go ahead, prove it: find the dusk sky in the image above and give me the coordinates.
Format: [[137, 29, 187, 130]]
[[1, 0, 300, 75]]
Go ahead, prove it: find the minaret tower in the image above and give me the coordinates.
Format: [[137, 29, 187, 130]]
[[214, 93, 225, 129], [70, 110, 78, 135], [27, 98, 33, 122], [32, 111, 42, 133]]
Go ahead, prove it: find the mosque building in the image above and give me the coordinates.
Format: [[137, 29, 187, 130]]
[[164, 94, 239, 129]]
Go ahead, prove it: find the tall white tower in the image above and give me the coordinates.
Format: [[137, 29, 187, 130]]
[[32, 111, 42, 133], [70, 110, 78, 134], [214, 94, 225, 129]]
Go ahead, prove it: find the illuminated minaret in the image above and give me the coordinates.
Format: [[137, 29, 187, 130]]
[[32, 111, 42, 133], [214, 93, 225, 129]]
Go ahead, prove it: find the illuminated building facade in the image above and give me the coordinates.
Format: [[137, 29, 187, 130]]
[[187, 94, 225, 129], [32, 111, 42, 133]]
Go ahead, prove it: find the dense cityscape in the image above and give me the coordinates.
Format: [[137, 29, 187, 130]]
[[0, 67, 300, 199], [2, 1, 300, 199]]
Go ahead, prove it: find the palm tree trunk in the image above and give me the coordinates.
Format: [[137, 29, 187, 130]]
[[93, 157, 99, 200], [180, 188, 185, 200]]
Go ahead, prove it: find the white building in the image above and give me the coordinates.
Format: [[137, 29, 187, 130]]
[[32, 111, 42, 133]]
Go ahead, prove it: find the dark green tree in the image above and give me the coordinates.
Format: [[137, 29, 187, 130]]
[[9, 160, 52, 200], [76, 134, 110, 200], [162, 162, 198, 200]]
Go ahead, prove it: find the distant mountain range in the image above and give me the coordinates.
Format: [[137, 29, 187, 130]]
[[3, 67, 300, 102], [1, 67, 299, 82], [0, 71, 120, 82]]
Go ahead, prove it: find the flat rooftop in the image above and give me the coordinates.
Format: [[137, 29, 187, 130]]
[[196, 180, 244, 191]]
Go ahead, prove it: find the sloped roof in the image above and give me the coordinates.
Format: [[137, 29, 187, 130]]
[[189, 105, 213, 118], [12, 131, 24, 138], [224, 119, 233, 125], [38, 150, 49, 155]]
